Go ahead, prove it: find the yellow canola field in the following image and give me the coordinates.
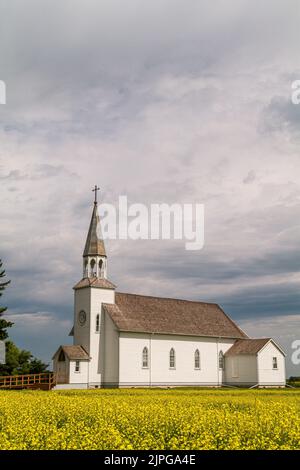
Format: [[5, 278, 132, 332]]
[[0, 388, 299, 450]]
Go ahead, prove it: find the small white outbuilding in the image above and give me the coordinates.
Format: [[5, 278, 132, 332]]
[[225, 338, 286, 387]]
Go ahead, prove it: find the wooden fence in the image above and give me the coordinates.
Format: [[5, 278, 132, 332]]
[[0, 373, 56, 390]]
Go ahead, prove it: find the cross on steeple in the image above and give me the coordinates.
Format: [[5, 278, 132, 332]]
[[92, 185, 100, 204]]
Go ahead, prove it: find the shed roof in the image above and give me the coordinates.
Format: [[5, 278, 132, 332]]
[[52, 345, 90, 361], [225, 338, 271, 356]]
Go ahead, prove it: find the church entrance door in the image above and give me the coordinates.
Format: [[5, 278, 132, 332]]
[[57, 360, 67, 383]]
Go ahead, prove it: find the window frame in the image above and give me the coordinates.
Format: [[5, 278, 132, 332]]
[[169, 348, 176, 369], [96, 313, 100, 333], [75, 360, 80, 373], [90, 258, 96, 277], [142, 346, 149, 369], [194, 349, 200, 370], [218, 351, 225, 370], [272, 356, 278, 370], [99, 259, 103, 277]]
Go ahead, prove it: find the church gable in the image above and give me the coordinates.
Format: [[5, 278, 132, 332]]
[[103, 292, 248, 339], [225, 338, 285, 356], [52, 345, 90, 361]]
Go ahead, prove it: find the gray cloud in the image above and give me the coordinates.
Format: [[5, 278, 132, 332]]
[[0, 169, 26, 181], [243, 170, 256, 184], [262, 96, 300, 135], [0, 1, 300, 376]]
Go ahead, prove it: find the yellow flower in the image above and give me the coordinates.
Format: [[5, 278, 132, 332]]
[[0, 388, 299, 450]]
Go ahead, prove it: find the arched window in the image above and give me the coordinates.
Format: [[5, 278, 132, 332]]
[[58, 350, 65, 362], [219, 351, 224, 370], [194, 349, 200, 369], [99, 259, 103, 277], [96, 314, 100, 332], [169, 348, 176, 369], [90, 259, 96, 277], [142, 347, 149, 368]]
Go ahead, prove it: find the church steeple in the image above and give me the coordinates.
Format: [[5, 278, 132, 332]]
[[83, 202, 106, 258], [83, 186, 107, 279]]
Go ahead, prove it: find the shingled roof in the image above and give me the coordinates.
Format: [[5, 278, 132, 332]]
[[52, 345, 90, 360], [83, 202, 106, 257], [103, 292, 248, 339], [73, 277, 116, 290], [225, 338, 272, 356]]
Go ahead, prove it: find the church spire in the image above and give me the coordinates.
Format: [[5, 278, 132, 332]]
[[82, 186, 107, 279], [83, 202, 106, 258]]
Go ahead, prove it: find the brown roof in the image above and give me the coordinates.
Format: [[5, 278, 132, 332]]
[[103, 292, 248, 339], [73, 277, 116, 290], [225, 338, 271, 356], [52, 345, 90, 360], [83, 202, 106, 257]]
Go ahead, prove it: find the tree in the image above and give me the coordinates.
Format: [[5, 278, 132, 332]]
[[29, 357, 49, 374], [0, 259, 13, 340], [0, 258, 49, 376], [0, 341, 49, 376]]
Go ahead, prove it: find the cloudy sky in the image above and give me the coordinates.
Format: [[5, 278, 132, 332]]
[[0, 0, 300, 376]]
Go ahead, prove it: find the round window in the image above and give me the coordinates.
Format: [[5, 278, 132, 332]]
[[78, 310, 87, 326]]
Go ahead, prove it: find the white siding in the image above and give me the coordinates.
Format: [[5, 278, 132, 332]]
[[73, 286, 115, 386], [119, 334, 151, 386], [73, 288, 91, 353], [257, 341, 286, 386], [89, 287, 115, 385], [69, 360, 89, 384], [118, 333, 235, 386], [225, 355, 258, 385], [54, 383, 88, 390], [103, 311, 119, 386]]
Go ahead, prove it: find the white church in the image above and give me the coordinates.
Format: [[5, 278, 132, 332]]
[[53, 195, 286, 388]]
